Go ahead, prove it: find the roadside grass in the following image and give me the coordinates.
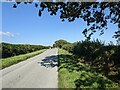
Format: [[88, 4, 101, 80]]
[[1, 49, 46, 69], [58, 49, 119, 89]]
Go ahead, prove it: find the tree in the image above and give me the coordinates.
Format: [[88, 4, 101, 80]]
[[13, 1, 120, 40], [53, 39, 70, 48]]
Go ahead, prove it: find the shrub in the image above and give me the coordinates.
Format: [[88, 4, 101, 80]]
[[62, 43, 74, 53]]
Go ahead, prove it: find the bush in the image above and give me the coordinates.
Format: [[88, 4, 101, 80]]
[[73, 40, 104, 61], [62, 43, 74, 53]]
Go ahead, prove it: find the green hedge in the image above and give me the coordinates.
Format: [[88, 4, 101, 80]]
[[58, 49, 119, 88], [1, 42, 49, 58], [61, 40, 120, 83]]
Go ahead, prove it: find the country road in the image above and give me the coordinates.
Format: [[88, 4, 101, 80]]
[[0, 48, 58, 89]]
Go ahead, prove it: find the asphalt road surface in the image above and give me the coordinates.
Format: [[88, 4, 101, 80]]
[[0, 48, 58, 89]]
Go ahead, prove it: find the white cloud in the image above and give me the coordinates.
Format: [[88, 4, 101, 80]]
[[0, 31, 14, 37]]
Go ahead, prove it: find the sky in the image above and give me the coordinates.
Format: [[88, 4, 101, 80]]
[[1, 2, 118, 46]]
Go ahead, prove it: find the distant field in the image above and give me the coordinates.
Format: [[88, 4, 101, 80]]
[[1, 49, 46, 69], [58, 49, 119, 89]]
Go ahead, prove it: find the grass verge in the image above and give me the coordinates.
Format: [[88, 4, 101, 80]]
[[58, 49, 119, 89], [1, 49, 46, 69]]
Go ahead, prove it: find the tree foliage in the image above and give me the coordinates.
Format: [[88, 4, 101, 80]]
[[53, 39, 70, 48], [13, 1, 120, 40]]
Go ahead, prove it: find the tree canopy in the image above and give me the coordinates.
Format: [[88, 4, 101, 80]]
[[13, 1, 120, 40], [53, 39, 70, 48]]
